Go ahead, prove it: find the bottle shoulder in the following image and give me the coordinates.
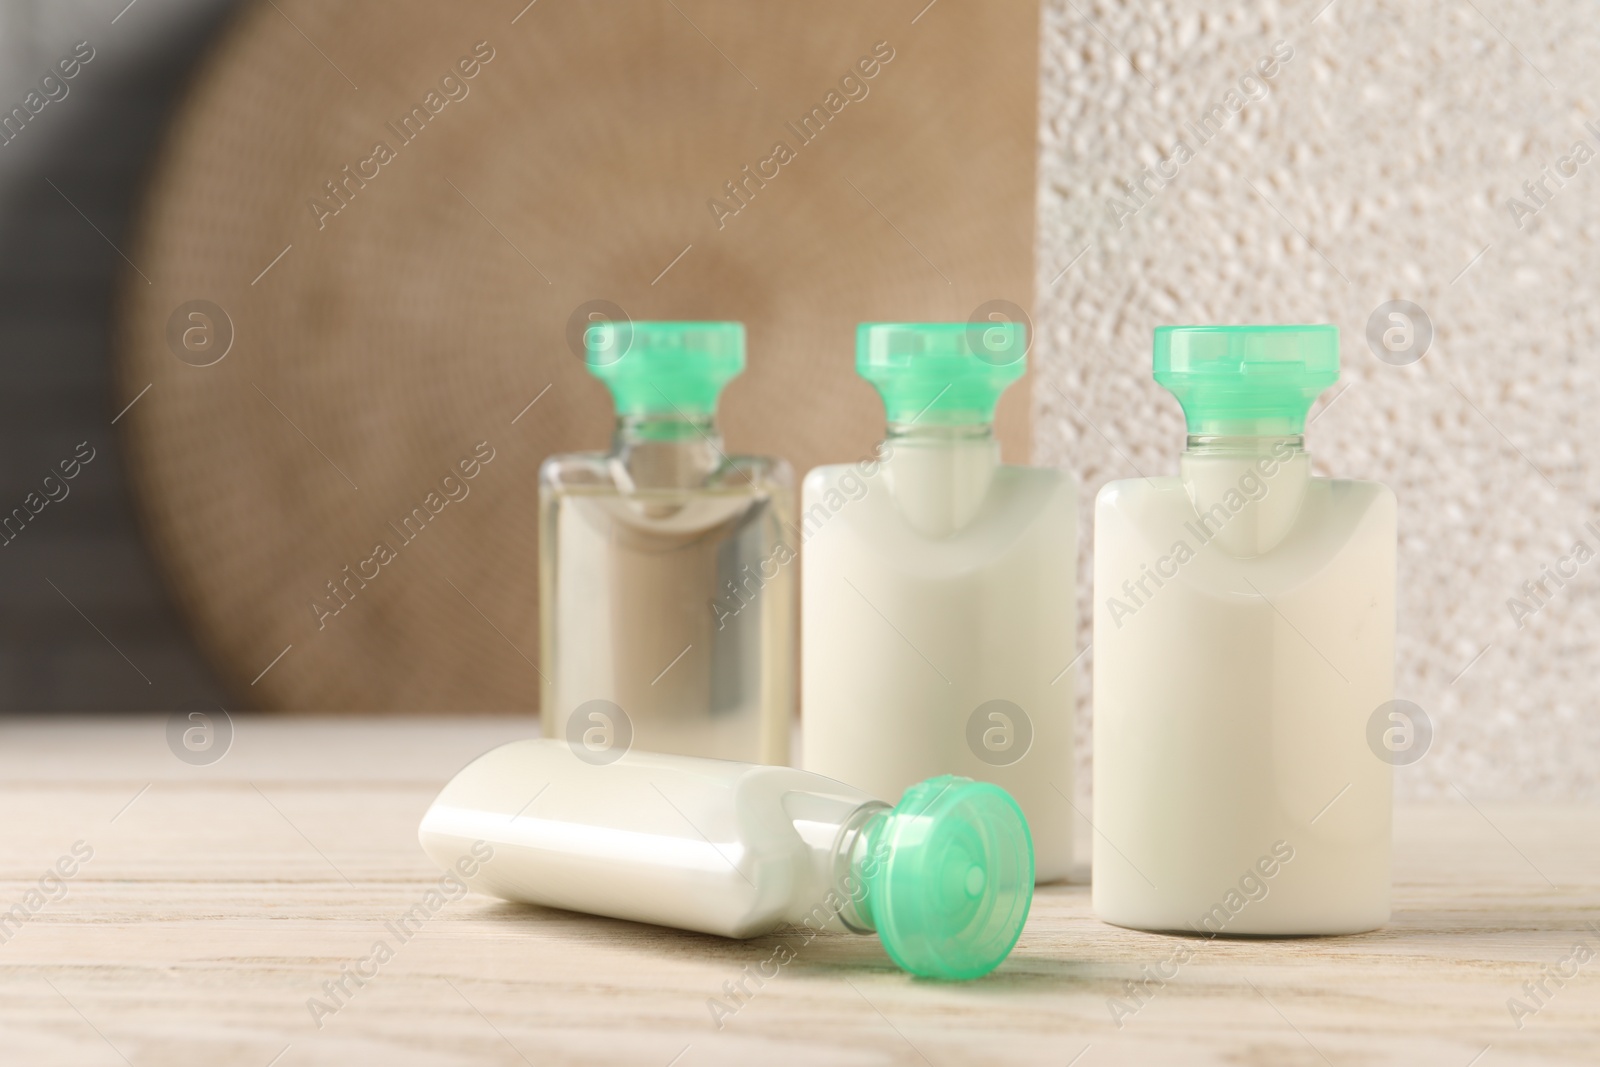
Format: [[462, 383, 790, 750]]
[[1096, 474, 1390, 510], [803, 460, 874, 493], [800, 461, 1075, 564], [542, 450, 792, 496], [726, 454, 793, 490], [1094, 475, 1394, 581], [1095, 474, 1176, 509], [540, 450, 610, 488], [803, 459, 1072, 497]]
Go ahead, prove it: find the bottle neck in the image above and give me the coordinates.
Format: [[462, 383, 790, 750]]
[[828, 802, 891, 935], [615, 411, 719, 445], [885, 419, 994, 443], [610, 413, 721, 489], [1178, 434, 1310, 557], [881, 421, 999, 537], [1184, 433, 1304, 457]]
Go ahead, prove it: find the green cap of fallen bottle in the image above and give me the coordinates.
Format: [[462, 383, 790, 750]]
[[856, 776, 1034, 980]]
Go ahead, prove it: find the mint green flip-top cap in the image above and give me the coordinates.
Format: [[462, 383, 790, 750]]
[[857, 322, 1026, 425], [585, 321, 744, 417], [1153, 325, 1339, 436], [861, 776, 1034, 980]]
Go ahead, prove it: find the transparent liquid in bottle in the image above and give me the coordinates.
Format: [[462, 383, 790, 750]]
[[540, 433, 794, 764]]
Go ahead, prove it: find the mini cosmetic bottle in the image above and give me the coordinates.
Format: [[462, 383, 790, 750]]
[[1093, 325, 1395, 935], [540, 322, 794, 764], [801, 323, 1077, 882], [419, 738, 1035, 979]]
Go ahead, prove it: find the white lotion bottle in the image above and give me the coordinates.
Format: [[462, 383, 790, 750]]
[[801, 322, 1077, 882], [419, 738, 1035, 979], [1093, 324, 1394, 935]]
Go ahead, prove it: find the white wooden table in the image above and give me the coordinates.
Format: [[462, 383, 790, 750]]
[[1, 716, 1596, 1065]]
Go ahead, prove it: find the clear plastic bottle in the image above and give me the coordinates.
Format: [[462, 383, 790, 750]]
[[800, 323, 1077, 882], [540, 322, 794, 765], [418, 738, 1035, 980], [1093, 325, 1395, 935]]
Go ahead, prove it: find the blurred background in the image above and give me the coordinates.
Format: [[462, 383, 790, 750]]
[[1, 0, 1595, 807], [0, 0, 236, 709]]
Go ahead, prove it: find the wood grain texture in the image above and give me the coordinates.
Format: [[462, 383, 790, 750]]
[[1, 716, 1597, 1066]]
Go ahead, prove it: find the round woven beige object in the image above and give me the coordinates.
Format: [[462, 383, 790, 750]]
[[117, 0, 1039, 710]]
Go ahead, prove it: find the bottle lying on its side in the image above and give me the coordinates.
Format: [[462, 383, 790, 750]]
[[419, 738, 1034, 980]]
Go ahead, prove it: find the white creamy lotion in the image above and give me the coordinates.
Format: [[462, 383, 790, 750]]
[[419, 739, 1038, 980], [801, 323, 1077, 882], [1093, 325, 1394, 935], [420, 739, 877, 937]]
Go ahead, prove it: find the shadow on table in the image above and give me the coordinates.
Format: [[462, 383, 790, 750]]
[[472, 898, 1104, 990]]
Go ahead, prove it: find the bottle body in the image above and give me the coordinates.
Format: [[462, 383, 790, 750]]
[[1092, 449, 1394, 934], [539, 430, 794, 765], [420, 738, 877, 938], [801, 432, 1077, 882]]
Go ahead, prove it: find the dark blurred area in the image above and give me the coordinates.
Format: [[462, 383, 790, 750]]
[[0, 0, 241, 709]]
